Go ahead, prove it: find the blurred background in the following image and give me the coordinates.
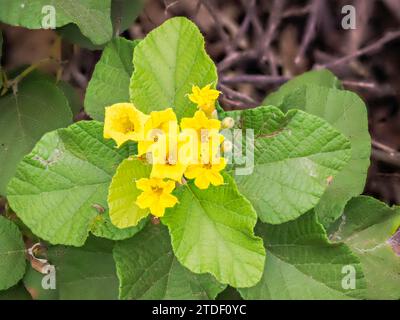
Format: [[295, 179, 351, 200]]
[[1, 0, 400, 205]]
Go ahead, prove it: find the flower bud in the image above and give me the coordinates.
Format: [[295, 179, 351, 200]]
[[211, 109, 219, 119], [222, 140, 233, 153], [221, 117, 235, 129]]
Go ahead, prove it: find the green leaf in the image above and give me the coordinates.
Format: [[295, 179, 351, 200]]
[[0, 283, 31, 300], [85, 37, 138, 121], [58, 0, 143, 49], [48, 237, 119, 300], [216, 286, 242, 300], [130, 17, 217, 119], [108, 158, 151, 228], [0, 0, 113, 45], [0, 72, 73, 196], [239, 212, 366, 300], [0, 216, 26, 291], [7, 121, 139, 246], [264, 71, 371, 227], [263, 69, 343, 107], [90, 210, 147, 241], [114, 223, 226, 300], [23, 266, 59, 300], [162, 174, 266, 288], [331, 196, 400, 300], [230, 105, 351, 224], [57, 81, 81, 116]]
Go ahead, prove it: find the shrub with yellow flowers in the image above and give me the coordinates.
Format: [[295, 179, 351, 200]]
[[104, 84, 225, 220], [6, 17, 367, 300]]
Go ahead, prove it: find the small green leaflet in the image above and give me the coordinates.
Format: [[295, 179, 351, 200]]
[[229, 105, 351, 224], [239, 212, 366, 300], [0, 216, 26, 291], [108, 158, 151, 228], [0, 0, 112, 45], [7, 121, 141, 246], [162, 174, 266, 288], [114, 224, 226, 300], [264, 70, 371, 227], [331, 196, 400, 300], [85, 37, 139, 121], [0, 72, 73, 196], [130, 17, 218, 119]]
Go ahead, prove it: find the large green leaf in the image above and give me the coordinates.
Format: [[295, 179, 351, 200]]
[[0, 73, 73, 195], [162, 174, 266, 288], [85, 37, 138, 121], [263, 69, 343, 107], [331, 196, 400, 300], [130, 17, 217, 119], [114, 224, 226, 300], [7, 121, 141, 246], [239, 212, 366, 300], [0, 216, 26, 291], [47, 237, 119, 299], [0, 0, 113, 45], [108, 158, 151, 228], [230, 105, 351, 224], [58, 0, 143, 49], [264, 71, 371, 227]]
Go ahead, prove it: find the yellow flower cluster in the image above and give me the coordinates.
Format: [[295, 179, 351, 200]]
[[104, 84, 225, 218]]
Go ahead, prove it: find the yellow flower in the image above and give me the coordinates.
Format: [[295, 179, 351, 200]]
[[181, 110, 224, 164], [185, 157, 227, 189], [135, 178, 178, 217], [188, 84, 221, 116], [104, 103, 148, 147], [138, 108, 178, 156], [181, 110, 221, 134], [150, 133, 188, 181]]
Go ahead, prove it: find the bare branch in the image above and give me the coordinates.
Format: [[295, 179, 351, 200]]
[[317, 30, 400, 69]]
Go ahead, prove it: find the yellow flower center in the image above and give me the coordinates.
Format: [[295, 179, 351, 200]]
[[120, 115, 135, 133], [151, 186, 163, 195], [204, 163, 213, 169]]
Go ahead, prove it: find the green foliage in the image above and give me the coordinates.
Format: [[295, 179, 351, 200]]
[[0, 0, 112, 45], [0, 283, 31, 300], [0, 73, 73, 195], [23, 266, 59, 300], [47, 237, 119, 300], [7, 121, 140, 246], [239, 212, 366, 300], [0, 32, 3, 88], [85, 38, 139, 121], [130, 17, 218, 119], [229, 105, 351, 224], [263, 70, 371, 227], [114, 224, 226, 300], [58, 0, 143, 49], [0, 216, 26, 291], [1, 16, 396, 301], [331, 196, 400, 299], [108, 158, 152, 228], [162, 174, 266, 288]]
